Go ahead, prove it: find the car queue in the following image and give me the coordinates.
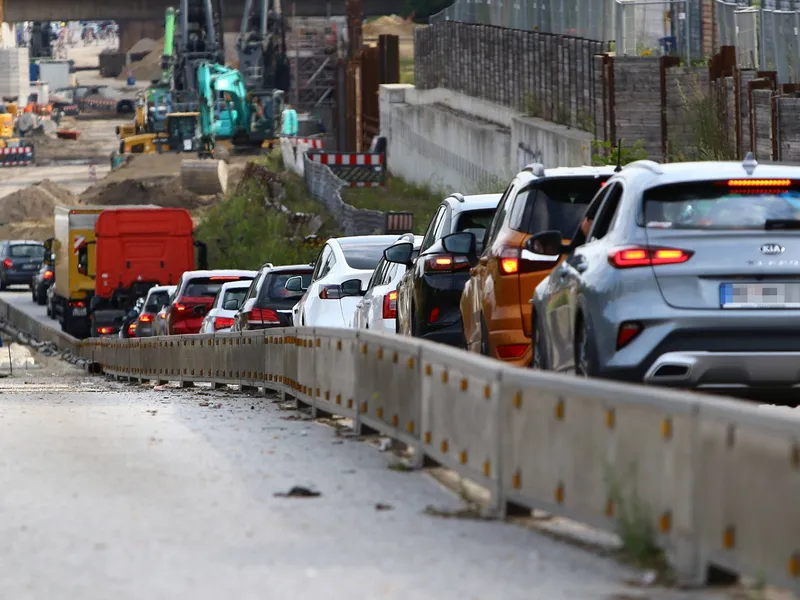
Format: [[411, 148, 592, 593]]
[[14, 154, 800, 397]]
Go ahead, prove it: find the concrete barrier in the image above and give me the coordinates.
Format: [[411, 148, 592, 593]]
[[2, 294, 798, 593]]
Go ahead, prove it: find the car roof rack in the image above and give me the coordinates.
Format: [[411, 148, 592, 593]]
[[522, 162, 545, 177], [450, 192, 466, 202]]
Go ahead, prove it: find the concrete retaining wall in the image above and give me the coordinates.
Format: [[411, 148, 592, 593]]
[[379, 84, 593, 193]]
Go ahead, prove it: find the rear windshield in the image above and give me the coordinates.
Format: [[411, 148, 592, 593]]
[[10, 244, 45, 258], [183, 276, 252, 298], [643, 182, 800, 230], [222, 288, 248, 307], [145, 291, 170, 312], [342, 244, 391, 270], [259, 271, 313, 304], [518, 177, 609, 235], [456, 209, 495, 250]]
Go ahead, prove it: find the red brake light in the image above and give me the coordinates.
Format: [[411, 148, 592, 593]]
[[319, 285, 342, 299], [616, 322, 642, 350], [500, 247, 520, 274], [43, 270, 53, 279], [424, 254, 470, 273], [429, 307, 439, 323], [496, 343, 528, 360], [127, 323, 137, 336], [383, 290, 398, 319], [209, 276, 241, 281], [2, 259, 12, 269], [728, 179, 791, 187], [70, 300, 85, 308], [608, 246, 692, 268], [139, 313, 154, 323], [98, 326, 114, 335], [174, 302, 187, 312], [213, 317, 235, 330], [248, 308, 280, 324]]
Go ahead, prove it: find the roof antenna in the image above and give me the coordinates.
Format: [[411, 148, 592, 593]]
[[742, 152, 758, 176], [614, 139, 623, 173]]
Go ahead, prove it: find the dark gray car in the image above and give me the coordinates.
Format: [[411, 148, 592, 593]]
[[530, 156, 800, 395], [0, 240, 46, 290]]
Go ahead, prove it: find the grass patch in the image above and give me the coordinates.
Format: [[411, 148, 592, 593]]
[[342, 175, 443, 235], [399, 56, 414, 85]]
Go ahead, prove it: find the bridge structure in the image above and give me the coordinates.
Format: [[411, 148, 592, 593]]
[[1, 0, 407, 51]]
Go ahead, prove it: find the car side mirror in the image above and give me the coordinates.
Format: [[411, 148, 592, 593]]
[[340, 278, 365, 297], [384, 242, 413, 265], [285, 276, 306, 292], [526, 230, 566, 257], [442, 232, 476, 255], [223, 299, 240, 311], [193, 305, 207, 316]]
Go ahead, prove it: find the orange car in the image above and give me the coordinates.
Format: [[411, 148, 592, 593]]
[[461, 164, 615, 366]]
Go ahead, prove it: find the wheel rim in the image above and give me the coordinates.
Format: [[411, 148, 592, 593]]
[[576, 325, 590, 376]]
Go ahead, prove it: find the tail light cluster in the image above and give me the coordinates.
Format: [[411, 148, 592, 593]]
[[383, 290, 398, 319], [423, 254, 470, 274], [213, 317, 235, 330], [246, 308, 280, 325], [126, 322, 137, 336], [499, 247, 519, 275], [2, 258, 12, 269], [43, 270, 53, 280], [609, 246, 693, 268], [139, 313, 154, 323], [97, 326, 114, 336]]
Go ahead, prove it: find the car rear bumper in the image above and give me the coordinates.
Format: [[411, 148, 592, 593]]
[[3, 272, 37, 284], [643, 351, 800, 388], [488, 328, 532, 366], [421, 319, 465, 348]]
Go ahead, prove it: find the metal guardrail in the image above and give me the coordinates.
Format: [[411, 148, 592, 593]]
[[65, 327, 800, 593]]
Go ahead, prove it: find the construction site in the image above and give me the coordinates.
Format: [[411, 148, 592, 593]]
[[2, 2, 420, 250]]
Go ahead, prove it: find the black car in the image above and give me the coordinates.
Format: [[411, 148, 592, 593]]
[[31, 261, 55, 305], [232, 263, 314, 332], [119, 297, 146, 338], [0, 240, 46, 290], [384, 193, 501, 347]]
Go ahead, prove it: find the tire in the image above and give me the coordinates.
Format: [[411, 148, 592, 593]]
[[479, 316, 490, 357], [574, 316, 598, 377]]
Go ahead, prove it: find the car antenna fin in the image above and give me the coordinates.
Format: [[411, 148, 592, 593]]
[[742, 152, 758, 176], [614, 139, 623, 173]]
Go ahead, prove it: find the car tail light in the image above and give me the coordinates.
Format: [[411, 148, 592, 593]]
[[2, 258, 12, 269], [70, 300, 85, 308], [247, 308, 280, 324], [429, 307, 439, 323], [423, 254, 470, 273], [500, 247, 520, 274], [608, 246, 693, 268], [98, 326, 114, 335], [214, 317, 235, 330], [139, 313, 154, 323], [127, 323, 137, 336], [383, 290, 398, 319], [727, 179, 791, 187], [496, 343, 528, 360], [174, 302, 188, 312], [616, 322, 642, 350], [319, 285, 342, 299], [43, 270, 53, 280]]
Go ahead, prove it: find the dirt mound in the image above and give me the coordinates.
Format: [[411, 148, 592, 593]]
[[80, 176, 211, 209], [0, 179, 79, 223], [363, 15, 419, 39], [128, 37, 159, 55], [117, 37, 164, 82]]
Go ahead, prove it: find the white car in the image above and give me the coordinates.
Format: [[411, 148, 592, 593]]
[[199, 280, 252, 334], [135, 285, 176, 337], [289, 235, 403, 328], [353, 234, 422, 333]]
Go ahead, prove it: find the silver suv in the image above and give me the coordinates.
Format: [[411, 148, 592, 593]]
[[530, 154, 800, 397]]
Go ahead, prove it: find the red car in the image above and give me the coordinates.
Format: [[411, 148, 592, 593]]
[[165, 269, 256, 335]]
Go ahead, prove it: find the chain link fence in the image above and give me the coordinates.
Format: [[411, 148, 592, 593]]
[[759, 0, 800, 82]]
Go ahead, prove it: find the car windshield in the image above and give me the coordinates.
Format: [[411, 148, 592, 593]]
[[643, 181, 800, 229], [10, 244, 45, 258], [341, 243, 391, 270], [455, 209, 495, 251], [260, 272, 312, 302], [183, 277, 250, 298], [521, 177, 610, 236], [145, 291, 170, 312]]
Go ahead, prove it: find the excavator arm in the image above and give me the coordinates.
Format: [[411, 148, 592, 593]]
[[195, 62, 251, 155]]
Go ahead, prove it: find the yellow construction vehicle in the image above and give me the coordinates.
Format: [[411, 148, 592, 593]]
[[118, 112, 201, 154]]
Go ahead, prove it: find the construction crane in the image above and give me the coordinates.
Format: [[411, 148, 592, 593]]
[[180, 62, 284, 195]]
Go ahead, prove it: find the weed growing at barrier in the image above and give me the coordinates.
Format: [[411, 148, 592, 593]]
[[605, 463, 671, 578], [195, 152, 339, 268], [342, 176, 446, 235]]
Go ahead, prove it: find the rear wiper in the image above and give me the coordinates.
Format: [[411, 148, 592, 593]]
[[765, 219, 800, 230]]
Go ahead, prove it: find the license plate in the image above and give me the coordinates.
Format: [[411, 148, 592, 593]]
[[23, 264, 37, 270], [720, 282, 800, 308], [72, 307, 87, 316]]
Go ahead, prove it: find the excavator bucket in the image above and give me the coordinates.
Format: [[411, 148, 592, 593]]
[[180, 158, 229, 195]]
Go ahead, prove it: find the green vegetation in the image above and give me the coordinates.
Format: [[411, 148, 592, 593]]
[[342, 176, 445, 235], [670, 74, 736, 161], [399, 56, 415, 85], [591, 138, 648, 167]]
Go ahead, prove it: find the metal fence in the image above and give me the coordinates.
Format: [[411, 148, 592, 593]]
[[716, 0, 760, 67], [759, 0, 800, 82]]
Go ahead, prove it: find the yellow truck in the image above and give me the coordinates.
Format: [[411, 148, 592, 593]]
[[50, 205, 103, 338]]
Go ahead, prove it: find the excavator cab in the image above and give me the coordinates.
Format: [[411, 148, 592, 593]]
[[164, 112, 199, 152]]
